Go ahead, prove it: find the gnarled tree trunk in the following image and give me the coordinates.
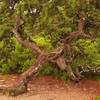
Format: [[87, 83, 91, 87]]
[[0, 11, 95, 96]]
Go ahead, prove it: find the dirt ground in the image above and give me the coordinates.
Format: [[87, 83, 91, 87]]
[[0, 75, 100, 100]]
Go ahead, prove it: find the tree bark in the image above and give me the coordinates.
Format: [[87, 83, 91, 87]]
[[55, 56, 78, 82]]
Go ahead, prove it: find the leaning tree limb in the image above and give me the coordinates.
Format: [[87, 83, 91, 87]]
[[0, 54, 46, 96], [12, 15, 43, 55]]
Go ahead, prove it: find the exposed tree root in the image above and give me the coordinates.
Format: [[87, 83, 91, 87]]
[[0, 81, 27, 96]]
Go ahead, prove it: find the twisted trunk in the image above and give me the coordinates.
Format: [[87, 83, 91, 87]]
[[0, 11, 94, 96]]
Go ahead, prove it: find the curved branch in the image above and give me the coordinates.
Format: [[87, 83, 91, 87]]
[[12, 15, 43, 55], [12, 29, 43, 55]]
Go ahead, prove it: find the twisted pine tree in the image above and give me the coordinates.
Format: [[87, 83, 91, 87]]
[[0, 0, 100, 96]]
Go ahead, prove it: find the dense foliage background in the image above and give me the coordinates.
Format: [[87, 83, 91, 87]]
[[0, 0, 100, 79]]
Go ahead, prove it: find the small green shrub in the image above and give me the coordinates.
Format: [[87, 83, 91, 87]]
[[32, 35, 53, 51], [95, 96, 100, 100], [38, 63, 68, 81]]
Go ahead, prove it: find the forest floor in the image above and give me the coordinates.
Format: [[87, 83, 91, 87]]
[[0, 75, 100, 100]]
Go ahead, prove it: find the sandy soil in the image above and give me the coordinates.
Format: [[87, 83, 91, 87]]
[[0, 75, 100, 100]]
